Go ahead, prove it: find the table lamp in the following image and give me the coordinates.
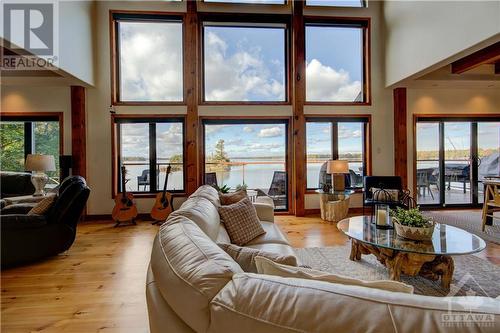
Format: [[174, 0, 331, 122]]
[[25, 154, 56, 196], [327, 160, 349, 192]]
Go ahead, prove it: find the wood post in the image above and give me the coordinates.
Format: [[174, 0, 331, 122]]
[[185, 0, 199, 195], [292, 0, 306, 216], [70, 86, 86, 179], [393, 88, 407, 188]]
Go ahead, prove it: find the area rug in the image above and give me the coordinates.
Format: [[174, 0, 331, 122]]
[[423, 210, 500, 245], [295, 246, 500, 298]]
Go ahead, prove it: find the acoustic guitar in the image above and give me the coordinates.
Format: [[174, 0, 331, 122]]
[[112, 165, 138, 226], [151, 164, 174, 223]]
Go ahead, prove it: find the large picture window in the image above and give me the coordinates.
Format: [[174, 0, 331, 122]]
[[114, 117, 185, 194], [305, 22, 368, 103], [306, 117, 369, 189], [0, 115, 62, 184], [113, 13, 183, 103], [203, 22, 287, 102], [203, 119, 289, 211]]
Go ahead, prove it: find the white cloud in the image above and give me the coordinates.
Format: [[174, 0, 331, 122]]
[[205, 125, 229, 134], [243, 126, 254, 133], [306, 59, 361, 102], [338, 128, 362, 139], [258, 127, 283, 138], [204, 31, 284, 101], [120, 22, 183, 101]]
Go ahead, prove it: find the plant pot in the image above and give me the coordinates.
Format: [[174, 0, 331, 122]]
[[393, 218, 435, 241]]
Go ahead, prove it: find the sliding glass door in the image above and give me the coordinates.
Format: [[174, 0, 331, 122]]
[[416, 117, 500, 207]]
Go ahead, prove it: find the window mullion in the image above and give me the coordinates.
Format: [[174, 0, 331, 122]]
[[150, 123, 157, 193], [332, 121, 338, 160], [24, 122, 33, 158]]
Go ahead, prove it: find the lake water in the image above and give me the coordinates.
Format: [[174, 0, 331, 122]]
[[123, 160, 363, 192]]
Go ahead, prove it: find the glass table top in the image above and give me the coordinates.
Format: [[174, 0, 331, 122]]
[[337, 216, 486, 256], [315, 189, 355, 201]]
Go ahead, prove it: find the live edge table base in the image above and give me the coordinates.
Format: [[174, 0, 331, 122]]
[[349, 239, 455, 289]]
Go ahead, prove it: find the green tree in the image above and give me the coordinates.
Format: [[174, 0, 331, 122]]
[[206, 139, 231, 172], [169, 154, 183, 172], [0, 122, 25, 172]]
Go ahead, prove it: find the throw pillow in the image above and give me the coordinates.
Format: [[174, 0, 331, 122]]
[[218, 197, 265, 246], [371, 187, 399, 202], [27, 194, 57, 216], [219, 243, 297, 273], [255, 256, 414, 294], [219, 190, 248, 205]]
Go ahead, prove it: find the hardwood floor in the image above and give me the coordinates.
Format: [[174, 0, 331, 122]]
[[1, 214, 499, 332]]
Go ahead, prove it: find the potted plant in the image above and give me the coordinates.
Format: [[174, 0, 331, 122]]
[[390, 207, 435, 241], [213, 184, 230, 194], [235, 183, 248, 191]]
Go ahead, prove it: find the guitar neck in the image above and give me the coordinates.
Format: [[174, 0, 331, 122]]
[[161, 172, 169, 200]]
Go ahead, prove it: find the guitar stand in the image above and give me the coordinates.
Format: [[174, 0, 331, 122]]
[[114, 218, 137, 227]]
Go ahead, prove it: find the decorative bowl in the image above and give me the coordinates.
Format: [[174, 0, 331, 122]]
[[393, 218, 435, 241]]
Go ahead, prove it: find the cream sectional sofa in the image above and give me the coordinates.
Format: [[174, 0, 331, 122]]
[[146, 185, 499, 333]]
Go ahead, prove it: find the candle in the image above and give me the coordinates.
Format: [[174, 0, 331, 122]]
[[377, 209, 387, 226]]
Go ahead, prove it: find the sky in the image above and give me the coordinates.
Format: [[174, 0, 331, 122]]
[[306, 122, 363, 156], [417, 122, 500, 154], [205, 124, 287, 159], [120, 123, 183, 159], [119, 20, 363, 102]]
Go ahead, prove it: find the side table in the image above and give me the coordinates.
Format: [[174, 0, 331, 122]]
[[315, 190, 354, 222]]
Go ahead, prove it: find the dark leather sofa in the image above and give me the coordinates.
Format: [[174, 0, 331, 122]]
[[1, 176, 90, 268], [0, 172, 36, 209]]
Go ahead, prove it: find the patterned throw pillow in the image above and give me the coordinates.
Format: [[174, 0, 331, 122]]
[[218, 197, 265, 246], [27, 194, 57, 215], [218, 243, 297, 273], [219, 190, 248, 205]]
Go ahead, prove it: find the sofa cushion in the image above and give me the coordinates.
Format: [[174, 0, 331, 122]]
[[170, 196, 221, 241], [218, 198, 265, 246], [255, 256, 414, 294], [246, 221, 290, 246], [150, 215, 243, 333], [219, 243, 297, 273], [209, 273, 500, 333], [189, 185, 220, 206], [216, 226, 231, 244], [219, 190, 247, 205]]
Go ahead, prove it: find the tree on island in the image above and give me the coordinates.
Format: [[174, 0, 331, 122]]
[[206, 139, 231, 172]]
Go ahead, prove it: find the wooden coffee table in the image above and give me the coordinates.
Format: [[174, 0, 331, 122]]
[[338, 216, 486, 289]]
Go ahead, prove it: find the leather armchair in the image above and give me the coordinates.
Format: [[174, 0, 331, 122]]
[[1, 176, 90, 268]]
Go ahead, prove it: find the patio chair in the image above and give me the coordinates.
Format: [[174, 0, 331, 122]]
[[417, 168, 435, 199], [205, 172, 218, 187], [137, 169, 150, 191], [257, 171, 287, 209]]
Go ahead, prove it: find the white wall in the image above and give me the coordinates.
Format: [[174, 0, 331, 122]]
[[58, 0, 96, 86], [384, 0, 500, 87], [0, 85, 72, 155], [406, 88, 500, 192]]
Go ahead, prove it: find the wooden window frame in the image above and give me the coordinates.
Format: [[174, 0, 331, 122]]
[[199, 0, 292, 11], [200, 116, 293, 213], [304, 0, 367, 9], [110, 11, 186, 106], [199, 13, 292, 105], [111, 114, 187, 198], [304, 17, 371, 105], [305, 114, 371, 193]]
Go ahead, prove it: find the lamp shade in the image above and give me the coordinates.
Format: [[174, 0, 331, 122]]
[[327, 160, 349, 174], [25, 154, 56, 172]]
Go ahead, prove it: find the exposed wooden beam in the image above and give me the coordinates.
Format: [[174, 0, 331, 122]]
[[71, 86, 86, 179], [451, 41, 500, 74], [185, 0, 199, 195], [292, 0, 305, 216], [393, 88, 408, 189]]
